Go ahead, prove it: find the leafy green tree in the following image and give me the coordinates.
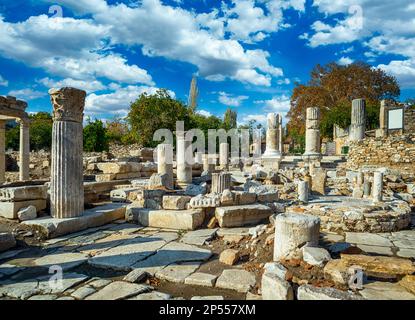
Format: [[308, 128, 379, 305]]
[[5, 122, 19, 150], [223, 108, 237, 130], [127, 89, 191, 147], [29, 112, 52, 150], [83, 118, 109, 152]]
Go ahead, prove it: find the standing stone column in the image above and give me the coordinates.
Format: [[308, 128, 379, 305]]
[[49, 87, 86, 219], [203, 154, 216, 174], [219, 142, 229, 170], [349, 99, 366, 141], [211, 172, 231, 194], [263, 113, 281, 158], [372, 171, 383, 203], [278, 114, 283, 155], [176, 132, 192, 187], [0, 120, 5, 184], [157, 143, 173, 189], [18, 119, 30, 181], [298, 181, 309, 203], [303, 107, 321, 159], [194, 152, 203, 165], [378, 100, 388, 137]]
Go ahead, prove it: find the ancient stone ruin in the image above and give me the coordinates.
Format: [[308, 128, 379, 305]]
[[0, 91, 414, 301]]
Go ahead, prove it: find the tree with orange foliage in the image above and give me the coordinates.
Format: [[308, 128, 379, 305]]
[[287, 62, 400, 140]]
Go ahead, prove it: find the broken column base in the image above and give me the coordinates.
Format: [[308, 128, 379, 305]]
[[131, 208, 205, 230], [215, 204, 273, 227], [22, 203, 126, 239]]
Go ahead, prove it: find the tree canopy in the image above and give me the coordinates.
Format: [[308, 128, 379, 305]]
[[83, 118, 109, 152], [287, 61, 400, 138]]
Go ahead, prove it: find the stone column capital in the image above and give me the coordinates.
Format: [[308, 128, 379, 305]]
[[49, 87, 86, 122]]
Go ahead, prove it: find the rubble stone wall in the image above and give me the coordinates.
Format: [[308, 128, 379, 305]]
[[347, 133, 415, 171], [404, 106, 415, 133]]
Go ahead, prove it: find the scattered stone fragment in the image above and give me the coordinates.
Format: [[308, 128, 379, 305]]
[[162, 195, 191, 210], [263, 262, 288, 280], [246, 292, 262, 300], [180, 228, 217, 246], [302, 247, 332, 267], [297, 284, 363, 300], [191, 296, 224, 300], [123, 269, 148, 283], [130, 291, 171, 300], [184, 272, 217, 287], [261, 271, 293, 300], [88, 278, 112, 289], [216, 269, 256, 293], [28, 295, 58, 300], [323, 259, 349, 286], [71, 285, 96, 300], [345, 232, 393, 247], [219, 249, 239, 265], [17, 205, 37, 221]]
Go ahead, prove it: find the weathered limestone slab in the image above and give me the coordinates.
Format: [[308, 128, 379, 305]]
[[123, 269, 147, 283], [340, 254, 415, 278], [399, 275, 415, 294], [184, 272, 218, 287], [71, 285, 96, 300], [215, 204, 272, 228], [28, 294, 58, 300], [85, 281, 151, 300], [216, 269, 256, 293], [162, 195, 191, 210], [0, 185, 47, 201], [33, 252, 88, 271], [96, 162, 137, 174], [137, 208, 205, 230], [130, 291, 171, 300], [180, 228, 217, 245], [297, 284, 363, 300], [155, 262, 201, 283], [0, 233, 16, 252], [0, 199, 46, 219], [345, 232, 393, 247], [88, 235, 171, 271], [360, 281, 415, 300], [191, 296, 224, 300], [131, 241, 212, 276], [22, 203, 126, 238], [17, 205, 37, 221], [233, 191, 256, 205]]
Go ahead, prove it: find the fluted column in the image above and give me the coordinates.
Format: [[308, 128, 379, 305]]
[[19, 119, 30, 181], [303, 107, 321, 159], [372, 171, 383, 203], [219, 142, 229, 170], [176, 131, 192, 187], [49, 87, 86, 219], [157, 143, 173, 189], [211, 172, 231, 194], [349, 99, 366, 141], [0, 120, 6, 184]]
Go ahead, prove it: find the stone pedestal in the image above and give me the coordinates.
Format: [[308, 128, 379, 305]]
[[19, 120, 30, 181], [349, 99, 366, 141], [0, 120, 5, 184], [49, 87, 86, 219], [372, 172, 383, 203], [211, 172, 231, 194], [303, 107, 321, 160], [273, 213, 320, 261], [298, 181, 309, 203], [219, 143, 229, 170], [176, 132, 192, 187], [157, 143, 173, 189]]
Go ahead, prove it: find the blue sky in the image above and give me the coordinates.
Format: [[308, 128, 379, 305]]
[[0, 0, 414, 125]]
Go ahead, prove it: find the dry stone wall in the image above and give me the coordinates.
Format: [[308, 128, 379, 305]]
[[347, 134, 415, 172]]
